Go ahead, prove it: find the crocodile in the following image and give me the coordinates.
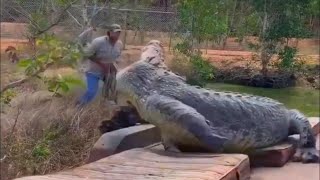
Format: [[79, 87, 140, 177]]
[[115, 40, 319, 163]]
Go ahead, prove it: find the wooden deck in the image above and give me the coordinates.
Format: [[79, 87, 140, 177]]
[[14, 117, 319, 180], [16, 144, 250, 180]]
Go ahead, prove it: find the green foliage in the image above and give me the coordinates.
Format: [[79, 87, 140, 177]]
[[32, 128, 61, 160], [18, 34, 84, 96], [177, 0, 228, 42], [172, 42, 215, 87], [250, 0, 313, 41], [0, 89, 17, 105], [27, 12, 49, 36], [231, 3, 261, 40], [32, 143, 51, 159], [277, 46, 298, 69], [189, 52, 215, 81], [43, 75, 85, 96], [308, 0, 320, 16], [275, 46, 307, 72], [173, 41, 192, 56], [246, 0, 313, 74]]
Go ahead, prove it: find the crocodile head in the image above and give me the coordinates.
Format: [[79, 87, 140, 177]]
[[115, 40, 166, 111]]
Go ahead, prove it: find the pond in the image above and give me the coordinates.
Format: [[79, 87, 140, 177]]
[[207, 83, 320, 117]]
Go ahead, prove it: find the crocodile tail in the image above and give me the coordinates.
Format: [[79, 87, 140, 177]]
[[289, 109, 316, 148]]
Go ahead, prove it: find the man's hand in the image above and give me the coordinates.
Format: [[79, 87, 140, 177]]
[[88, 56, 118, 74]]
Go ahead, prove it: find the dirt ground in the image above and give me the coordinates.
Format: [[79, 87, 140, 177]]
[[0, 36, 319, 91], [2, 38, 318, 71]]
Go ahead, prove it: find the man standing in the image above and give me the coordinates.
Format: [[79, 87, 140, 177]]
[[76, 24, 123, 108]]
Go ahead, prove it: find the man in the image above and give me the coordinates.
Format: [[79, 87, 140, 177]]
[[76, 24, 123, 108]]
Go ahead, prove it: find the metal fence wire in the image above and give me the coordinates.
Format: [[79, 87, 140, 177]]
[[1, 0, 183, 48]]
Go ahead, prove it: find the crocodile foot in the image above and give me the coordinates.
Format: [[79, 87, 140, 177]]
[[292, 147, 320, 163], [164, 145, 181, 153], [161, 134, 181, 153]]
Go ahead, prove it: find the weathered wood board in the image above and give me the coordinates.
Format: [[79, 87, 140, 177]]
[[15, 147, 250, 180], [248, 117, 319, 167], [251, 134, 320, 180]]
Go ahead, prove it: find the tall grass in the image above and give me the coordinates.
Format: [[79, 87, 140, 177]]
[[0, 89, 112, 180]]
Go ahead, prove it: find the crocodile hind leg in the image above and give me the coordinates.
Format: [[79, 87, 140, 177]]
[[288, 109, 319, 163]]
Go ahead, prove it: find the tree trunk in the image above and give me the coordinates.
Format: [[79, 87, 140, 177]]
[[260, 0, 271, 76], [222, 0, 238, 50], [260, 47, 269, 76], [81, 0, 89, 28]]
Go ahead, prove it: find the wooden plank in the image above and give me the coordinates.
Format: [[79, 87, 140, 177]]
[[15, 148, 250, 180], [251, 135, 320, 180], [249, 117, 319, 167]]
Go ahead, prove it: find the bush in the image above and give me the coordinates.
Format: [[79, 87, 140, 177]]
[[275, 46, 306, 72], [277, 46, 298, 69], [169, 43, 215, 87]]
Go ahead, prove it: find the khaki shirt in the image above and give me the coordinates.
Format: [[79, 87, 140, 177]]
[[83, 36, 123, 76]]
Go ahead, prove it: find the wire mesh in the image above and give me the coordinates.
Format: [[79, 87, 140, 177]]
[[1, 0, 181, 48]]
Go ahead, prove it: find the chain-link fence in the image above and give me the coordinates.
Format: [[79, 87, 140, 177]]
[[1, 0, 185, 49]]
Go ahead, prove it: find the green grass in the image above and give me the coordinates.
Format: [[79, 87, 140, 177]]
[[207, 83, 320, 117]]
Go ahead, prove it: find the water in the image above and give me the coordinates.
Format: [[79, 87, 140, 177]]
[[207, 83, 320, 117]]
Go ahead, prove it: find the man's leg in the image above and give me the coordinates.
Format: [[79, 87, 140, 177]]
[[76, 72, 100, 107]]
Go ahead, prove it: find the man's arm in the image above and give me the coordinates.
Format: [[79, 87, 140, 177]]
[[84, 39, 109, 72]]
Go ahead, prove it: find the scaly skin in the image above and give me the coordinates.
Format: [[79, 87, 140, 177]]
[[116, 40, 319, 163]]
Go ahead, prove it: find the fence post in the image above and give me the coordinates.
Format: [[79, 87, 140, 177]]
[[123, 11, 128, 50], [168, 12, 176, 51], [140, 12, 145, 45]]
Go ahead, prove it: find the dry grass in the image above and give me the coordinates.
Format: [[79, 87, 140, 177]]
[[0, 53, 115, 180], [0, 89, 113, 180]]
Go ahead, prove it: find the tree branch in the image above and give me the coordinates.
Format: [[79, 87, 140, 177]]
[[34, 1, 78, 36], [1, 62, 54, 94], [67, 10, 83, 28], [10, 0, 79, 37]]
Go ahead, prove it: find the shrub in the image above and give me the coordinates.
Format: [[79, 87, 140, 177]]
[[276, 46, 306, 72], [169, 46, 215, 87]]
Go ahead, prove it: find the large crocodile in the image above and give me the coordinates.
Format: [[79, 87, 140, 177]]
[[115, 40, 319, 163]]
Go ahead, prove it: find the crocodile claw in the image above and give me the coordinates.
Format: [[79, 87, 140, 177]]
[[292, 148, 320, 163]]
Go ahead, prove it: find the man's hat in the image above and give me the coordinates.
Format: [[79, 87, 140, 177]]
[[109, 24, 122, 32], [99, 23, 122, 32]]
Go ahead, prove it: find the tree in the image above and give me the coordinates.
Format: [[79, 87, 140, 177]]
[[1, 34, 84, 95], [2, 0, 78, 54], [249, 0, 313, 75], [1, 0, 84, 95], [177, 0, 229, 49]]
